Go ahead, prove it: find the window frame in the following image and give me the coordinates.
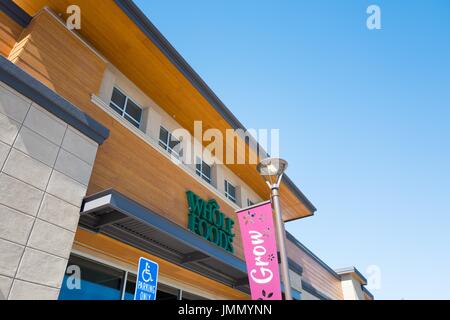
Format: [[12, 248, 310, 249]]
[[109, 86, 143, 128], [224, 180, 237, 203], [195, 157, 212, 184], [159, 126, 182, 159]]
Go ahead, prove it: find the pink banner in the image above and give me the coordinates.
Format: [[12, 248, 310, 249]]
[[236, 201, 282, 300]]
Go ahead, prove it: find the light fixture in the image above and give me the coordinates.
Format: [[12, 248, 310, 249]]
[[257, 158, 288, 188], [257, 157, 292, 300]]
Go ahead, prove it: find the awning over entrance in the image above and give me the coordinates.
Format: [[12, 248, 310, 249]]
[[79, 189, 250, 294]]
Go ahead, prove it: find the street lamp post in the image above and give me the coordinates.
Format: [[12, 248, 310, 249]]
[[257, 158, 292, 300]]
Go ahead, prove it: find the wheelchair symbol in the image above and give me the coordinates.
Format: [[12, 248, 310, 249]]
[[141, 262, 154, 283]]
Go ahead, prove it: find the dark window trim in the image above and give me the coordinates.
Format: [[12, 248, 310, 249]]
[[0, 0, 32, 27], [110, 87, 143, 128], [195, 157, 212, 184], [224, 180, 237, 203], [301, 280, 332, 301], [159, 126, 182, 159]]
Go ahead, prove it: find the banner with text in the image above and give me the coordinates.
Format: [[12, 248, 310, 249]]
[[236, 201, 282, 300]]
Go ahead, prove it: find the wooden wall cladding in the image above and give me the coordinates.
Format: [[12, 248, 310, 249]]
[[0, 11, 23, 58], [286, 239, 344, 300], [9, 9, 246, 260], [8, 10, 106, 111], [13, 0, 314, 222]]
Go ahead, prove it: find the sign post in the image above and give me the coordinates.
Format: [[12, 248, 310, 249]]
[[134, 257, 159, 301], [236, 201, 282, 300]]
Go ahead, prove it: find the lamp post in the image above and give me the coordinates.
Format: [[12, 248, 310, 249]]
[[257, 158, 292, 300]]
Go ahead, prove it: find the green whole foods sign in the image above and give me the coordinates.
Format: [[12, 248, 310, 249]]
[[186, 191, 235, 253]]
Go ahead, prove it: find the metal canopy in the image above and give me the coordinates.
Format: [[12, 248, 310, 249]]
[[79, 189, 250, 294]]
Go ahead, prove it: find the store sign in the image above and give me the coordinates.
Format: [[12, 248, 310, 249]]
[[186, 191, 235, 253], [236, 201, 282, 300], [134, 257, 159, 300]]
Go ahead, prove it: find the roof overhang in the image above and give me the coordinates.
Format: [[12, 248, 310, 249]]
[[12, 0, 316, 222], [80, 189, 251, 293], [335, 267, 368, 286], [362, 286, 374, 300]]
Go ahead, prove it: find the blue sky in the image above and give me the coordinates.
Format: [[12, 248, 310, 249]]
[[134, 0, 450, 299]]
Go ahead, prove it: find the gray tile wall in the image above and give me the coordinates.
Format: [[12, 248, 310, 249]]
[[0, 82, 99, 300]]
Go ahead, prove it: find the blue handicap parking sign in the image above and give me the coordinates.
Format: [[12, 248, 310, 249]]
[[134, 257, 159, 300]]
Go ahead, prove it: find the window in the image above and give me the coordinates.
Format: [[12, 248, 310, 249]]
[[59, 255, 209, 300], [247, 199, 255, 207], [59, 255, 123, 300], [159, 126, 182, 159], [224, 180, 236, 203], [124, 275, 179, 301], [195, 157, 211, 184], [109, 87, 143, 128]]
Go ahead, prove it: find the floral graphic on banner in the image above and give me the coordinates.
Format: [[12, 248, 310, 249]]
[[258, 290, 274, 300]]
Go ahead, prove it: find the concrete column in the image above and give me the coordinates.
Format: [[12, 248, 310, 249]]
[[211, 163, 225, 192], [0, 83, 100, 300], [340, 274, 365, 300]]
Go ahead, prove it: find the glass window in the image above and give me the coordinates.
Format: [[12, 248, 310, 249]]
[[109, 87, 143, 128], [59, 255, 211, 300], [224, 180, 236, 203], [159, 126, 181, 158], [124, 274, 179, 301], [59, 255, 124, 300], [111, 87, 126, 110], [195, 157, 211, 184], [159, 127, 169, 148], [124, 99, 142, 125], [247, 199, 255, 207]]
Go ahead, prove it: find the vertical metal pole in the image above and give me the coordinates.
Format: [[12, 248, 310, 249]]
[[271, 187, 293, 300], [121, 271, 129, 300]]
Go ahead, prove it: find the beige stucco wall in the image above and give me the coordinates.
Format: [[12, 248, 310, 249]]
[[340, 274, 365, 300]]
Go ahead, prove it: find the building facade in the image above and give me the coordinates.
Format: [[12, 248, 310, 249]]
[[0, 0, 373, 300]]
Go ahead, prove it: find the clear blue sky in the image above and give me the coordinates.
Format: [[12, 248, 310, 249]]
[[134, 0, 450, 299]]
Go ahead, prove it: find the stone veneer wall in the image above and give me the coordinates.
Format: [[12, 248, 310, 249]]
[[0, 82, 99, 300]]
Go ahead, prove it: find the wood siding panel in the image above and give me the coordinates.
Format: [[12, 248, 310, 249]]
[[9, 10, 246, 260], [0, 11, 23, 58], [287, 240, 344, 300], [9, 11, 106, 109], [13, 0, 314, 221], [87, 114, 246, 260]]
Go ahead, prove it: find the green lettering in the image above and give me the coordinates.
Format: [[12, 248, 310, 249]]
[[198, 219, 209, 238], [224, 218, 235, 236], [186, 191, 205, 217], [186, 191, 235, 253]]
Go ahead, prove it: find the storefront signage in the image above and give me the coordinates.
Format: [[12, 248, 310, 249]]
[[134, 257, 159, 300], [236, 201, 282, 300], [186, 191, 235, 253]]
